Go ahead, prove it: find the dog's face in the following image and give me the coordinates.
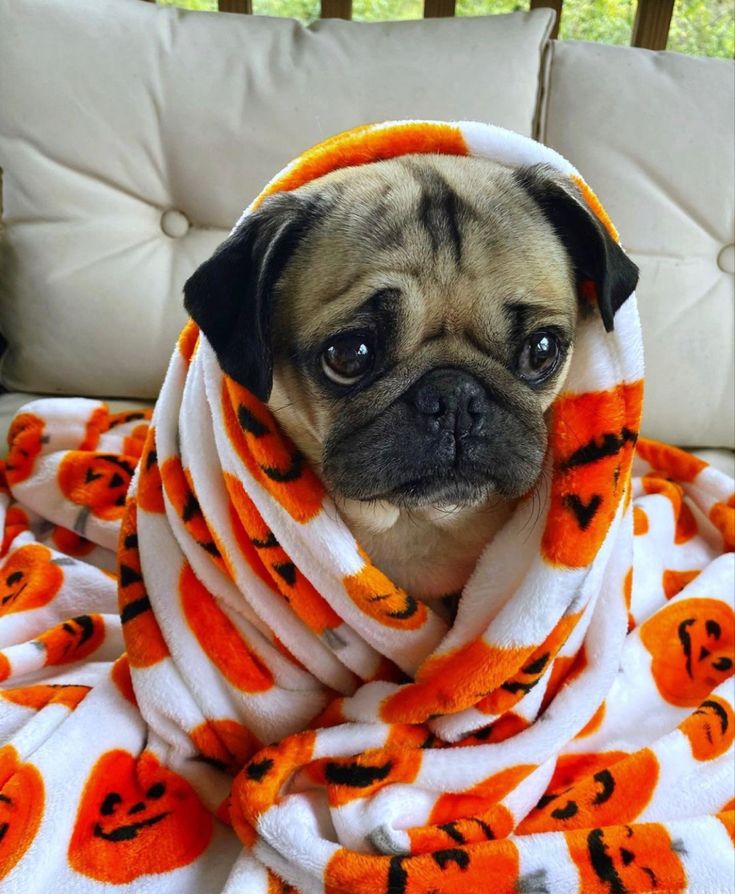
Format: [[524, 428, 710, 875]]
[[185, 154, 637, 513]]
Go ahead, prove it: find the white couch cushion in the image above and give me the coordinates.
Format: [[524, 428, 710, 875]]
[[0, 0, 553, 400], [540, 40, 735, 448]]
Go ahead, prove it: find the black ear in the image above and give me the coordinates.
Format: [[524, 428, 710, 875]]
[[184, 192, 317, 400], [514, 164, 638, 332]]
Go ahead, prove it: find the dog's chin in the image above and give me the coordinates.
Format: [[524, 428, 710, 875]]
[[327, 461, 540, 511], [367, 473, 499, 510]]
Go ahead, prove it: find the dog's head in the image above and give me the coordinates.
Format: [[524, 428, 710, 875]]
[[185, 155, 637, 511]]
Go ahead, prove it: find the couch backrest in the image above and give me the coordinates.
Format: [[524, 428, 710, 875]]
[[540, 39, 734, 447], [0, 0, 733, 450], [0, 0, 552, 398]]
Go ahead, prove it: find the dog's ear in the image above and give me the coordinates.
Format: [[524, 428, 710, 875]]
[[184, 192, 316, 400], [514, 164, 638, 332]]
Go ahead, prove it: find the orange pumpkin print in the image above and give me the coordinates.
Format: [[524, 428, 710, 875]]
[[231, 732, 316, 827], [79, 406, 110, 451], [0, 745, 44, 880], [162, 457, 225, 571], [343, 561, 427, 632], [137, 427, 165, 514], [576, 701, 607, 739], [640, 597, 735, 707], [306, 746, 424, 808], [110, 655, 138, 706], [679, 694, 735, 761], [642, 475, 699, 544], [118, 500, 169, 668], [718, 808, 735, 845], [458, 712, 530, 746], [381, 639, 530, 724], [0, 543, 64, 616], [565, 822, 686, 894], [1, 506, 30, 556], [191, 718, 261, 777], [226, 473, 342, 635], [408, 801, 515, 854], [326, 837, 520, 894], [428, 764, 534, 829], [257, 121, 468, 209], [107, 410, 151, 461], [122, 425, 150, 461], [710, 493, 735, 553], [542, 382, 643, 568], [68, 750, 213, 883], [58, 451, 137, 524], [632, 506, 648, 536], [1, 683, 90, 711], [37, 614, 106, 667], [178, 320, 200, 363], [662, 569, 700, 601], [108, 410, 151, 430], [5, 412, 45, 485], [519, 749, 658, 833], [180, 563, 274, 693], [51, 525, 96, 558], [478, 613, 582, 716], [636, 439, 707, 483], [222, 380, 325, 523]]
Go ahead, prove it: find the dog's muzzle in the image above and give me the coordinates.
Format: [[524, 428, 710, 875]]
[[323, 366, 546, 508]]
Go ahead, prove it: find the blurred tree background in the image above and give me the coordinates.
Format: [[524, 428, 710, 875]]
[[157, 0, 734, 59]]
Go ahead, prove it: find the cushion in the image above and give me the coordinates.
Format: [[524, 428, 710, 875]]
[[0, 0, 554, 400], [540, 39, 735, 448]]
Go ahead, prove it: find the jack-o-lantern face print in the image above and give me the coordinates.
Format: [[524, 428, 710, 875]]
[[640, 598, 735, 707], [1, 506, 30, 556], [58, 452, 137, 525], [519, 750, 658, 834], [0, 544, 64, 616], [5, 413, 45, 486], [68, 749, 213, 883], [326, 838, 520, 894], [0, 745, 44, 880], [566, 823, 686, 894], [37, 614, 105, 667], [343, 560, 427, 631], [680, 695, 735, 761]]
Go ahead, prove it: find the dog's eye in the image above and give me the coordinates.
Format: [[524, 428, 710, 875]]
[[516, 330, 561, 385], [321, 333, 374, 385]]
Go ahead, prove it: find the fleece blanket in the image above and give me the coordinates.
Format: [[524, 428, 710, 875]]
[[0, 121, 733, 894]]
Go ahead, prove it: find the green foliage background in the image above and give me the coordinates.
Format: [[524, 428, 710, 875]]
[[158, 0, 734, 59]]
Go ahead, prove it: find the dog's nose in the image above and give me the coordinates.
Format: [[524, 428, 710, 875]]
[[410, 369, 488, 439]]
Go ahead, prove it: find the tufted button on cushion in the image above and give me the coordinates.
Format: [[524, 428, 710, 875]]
[[160, 209, 191, 239], [718, 244, 735, 275]]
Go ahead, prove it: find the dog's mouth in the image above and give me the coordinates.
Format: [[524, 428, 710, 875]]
[[367, 469, 500, 509], [326, 440, 543, 509]]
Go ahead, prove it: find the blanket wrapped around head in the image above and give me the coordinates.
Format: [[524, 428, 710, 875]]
[[0, 121, 733, 894]]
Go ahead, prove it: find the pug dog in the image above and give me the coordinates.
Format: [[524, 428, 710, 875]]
[[184, 154, 637, 605]]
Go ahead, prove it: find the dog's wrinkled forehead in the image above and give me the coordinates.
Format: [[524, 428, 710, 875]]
[[275, 155, 577, 354], [184, 152, 637, 401]]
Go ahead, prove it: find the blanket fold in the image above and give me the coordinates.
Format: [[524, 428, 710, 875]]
[[0, 120, 732, 894]]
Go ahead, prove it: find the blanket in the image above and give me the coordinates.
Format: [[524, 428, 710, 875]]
[[0, 121, 733, 894]]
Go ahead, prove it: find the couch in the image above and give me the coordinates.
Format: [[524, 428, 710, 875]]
[[0, 0, 733, 473]]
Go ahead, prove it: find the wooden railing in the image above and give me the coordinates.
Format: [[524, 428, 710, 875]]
[[145, 0, 678, 51]]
